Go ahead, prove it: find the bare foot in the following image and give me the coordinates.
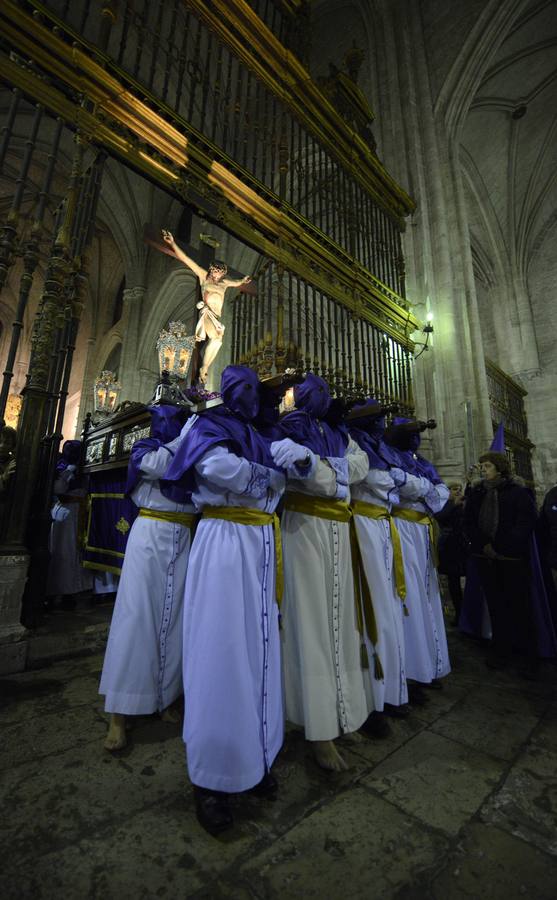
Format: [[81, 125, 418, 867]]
[[342, 730, 364, 744], [160, 706, 181, 724], [104, 713, 127, 751], [311, 740, 349, 772]]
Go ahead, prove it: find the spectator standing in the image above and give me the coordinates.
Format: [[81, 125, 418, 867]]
[[436, 482, 468, 626]]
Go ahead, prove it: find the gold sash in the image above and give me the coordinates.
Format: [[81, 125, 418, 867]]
[[284, 492, 384, 679], [391, 505, 438, 568], [351, 499, 408, 615], [201, 505, 283, 606], [138, 508, 197, 529]]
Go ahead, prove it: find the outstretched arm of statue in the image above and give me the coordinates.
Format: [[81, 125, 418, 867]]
[[223, 275, 252, 289], [162, 230, 207, 282]]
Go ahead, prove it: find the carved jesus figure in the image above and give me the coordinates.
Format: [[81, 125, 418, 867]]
[[162, 230, 252, 384]]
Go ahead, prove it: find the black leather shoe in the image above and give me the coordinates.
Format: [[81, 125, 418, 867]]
[[248, 771, 278, 799], [407, 684, 429, 706], [193, 786, 233, 836], [360, 711, 392, 738], [384, 703, 410, 719], [423, 678, 443, 690]]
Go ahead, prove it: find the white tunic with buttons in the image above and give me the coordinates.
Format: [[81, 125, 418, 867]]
[[352, 467, 409, 709], [281, 438, 372, 741], [396, 474, 451, 683], [182, 445, 291, 793], [99, 439, 195, 715]]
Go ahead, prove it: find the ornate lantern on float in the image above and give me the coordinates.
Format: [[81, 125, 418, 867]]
[[153, 321, 196, 404], [93, 370, 122, 416]]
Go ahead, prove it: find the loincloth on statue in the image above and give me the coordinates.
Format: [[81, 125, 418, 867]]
[[195, 304, 225, 342]]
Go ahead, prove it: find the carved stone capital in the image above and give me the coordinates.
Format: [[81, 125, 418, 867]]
[[123, 286, 146, 304], [512, 368, 542, 384]]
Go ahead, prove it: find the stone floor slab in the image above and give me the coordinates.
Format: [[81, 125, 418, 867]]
[[0, 722, 186, 863], [362, 730, 504, 835], [0, 703, 108, 770], [429, 684, 548, 760], [2, 802, 207, 900], [240, 787, 448, 899], [430, 822, 557, 900], [480, 735, 557, 856]]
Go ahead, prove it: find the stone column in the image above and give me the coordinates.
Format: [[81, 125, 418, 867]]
[[138, 367, 158, 401], [119, 286, 146, 402], [377, 0, 493, 477], [0, 553, 28, 674], [76, 336, 97, 432]]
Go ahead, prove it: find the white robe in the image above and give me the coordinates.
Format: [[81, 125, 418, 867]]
[[183, 445, 313, 793], [99, 438, 195, 715], [352, 467, 408, 709], [397, 473, 451, 683], [281, 438, 372, 741], [47, 468, 92, 596]]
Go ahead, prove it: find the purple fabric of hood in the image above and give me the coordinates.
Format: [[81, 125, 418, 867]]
[[221, 365, 260, 422], [294, 373, 331, 419], [56, 440, 82, 472], [164, 365, 281, 489], [279, 374, 345, 457], [126, 405, 191, 504], [348, 400, 390, 470]]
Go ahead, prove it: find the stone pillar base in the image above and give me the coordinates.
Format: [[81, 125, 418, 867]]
[[0, 552, 29, 674]]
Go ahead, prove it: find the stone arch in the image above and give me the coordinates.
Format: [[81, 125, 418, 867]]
[[136, 268, 198, 373], [93, 329, 124, 382], [435, 0, 532, 139]]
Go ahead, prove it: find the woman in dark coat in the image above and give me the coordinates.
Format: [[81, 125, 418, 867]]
[[464, 451, 538, 670]]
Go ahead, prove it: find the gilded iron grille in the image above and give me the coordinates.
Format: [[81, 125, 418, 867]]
[[37, 0, 408, 301], [231, 262, 413, 411], [486, 359, 533, 481]]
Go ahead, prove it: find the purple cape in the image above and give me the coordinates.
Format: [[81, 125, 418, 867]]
[[460, 543, 557, 658], [279, 410, 348, 457], [414, 454, 443, 485], [126, 438, 191, 505], [164, 405, 281, 489]]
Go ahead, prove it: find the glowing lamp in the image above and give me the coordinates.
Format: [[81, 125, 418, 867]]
[[156, 321, 195, 383], [94, 370, 122, 415]]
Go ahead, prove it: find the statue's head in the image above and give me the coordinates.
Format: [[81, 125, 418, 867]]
[[207, 262, 228, 282], [221, 365, 260, 422], [294, 373, 331, 419]]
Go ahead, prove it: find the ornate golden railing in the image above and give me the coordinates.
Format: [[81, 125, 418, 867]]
[[232, 261, 414, 410], [486, 359, 533, 481], [0, 0, 419, 393], [6, 1, 415, 307]]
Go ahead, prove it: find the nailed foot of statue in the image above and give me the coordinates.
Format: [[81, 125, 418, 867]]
[[104, 713, 127, 752], [193, 786, 233, 836], [311, 739, 349, 772]]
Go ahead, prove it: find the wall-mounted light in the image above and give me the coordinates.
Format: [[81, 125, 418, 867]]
[[414, 311, 434, 359]]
